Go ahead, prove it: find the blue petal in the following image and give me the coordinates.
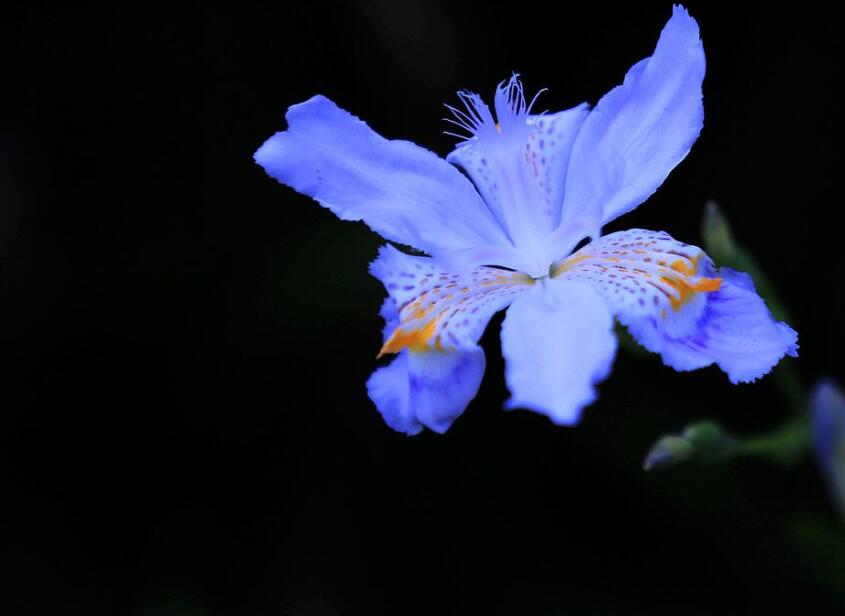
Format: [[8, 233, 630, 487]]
[[445, 88, 589, 273], [558, 5, 705, 240], [554, 229, 797, 384], [370, 244, 533, 352], [812, 380, 845, 481], [378, 296, 400, 344], [255, 95, 512, 258], [623, 267, 798, 384], [811, 380, 845, 513], [528, 107, 591, 227], [501, 280, 617, 425], [366, 349, 486, 435]]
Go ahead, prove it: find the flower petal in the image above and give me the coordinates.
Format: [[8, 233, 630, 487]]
[[812, 381, 845, 482], [556, 5, 705, 249], [627, 267, 797, 383], [527, 106, 591, 227], [811, 380, 845, 513], [371, 244, 534, 354], [501, 280, 617, 425], [367, 244, 532, 434], [255, 95, 512, 257], [555, 229, 798, 383], [367, 348, 486, 435], [446, 88, 590, 275]]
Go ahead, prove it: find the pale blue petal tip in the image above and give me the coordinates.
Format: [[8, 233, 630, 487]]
[[366, 353, 423, 436], [622, 265, 797, 385], [367, 350, 486, 436], [501, 281, 616, 426]]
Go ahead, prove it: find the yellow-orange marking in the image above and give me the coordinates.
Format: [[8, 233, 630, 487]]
[[552, 249, 722, 312], [379, 319, 439, 357]]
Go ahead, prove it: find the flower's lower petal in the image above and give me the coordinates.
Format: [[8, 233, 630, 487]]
[[501, 280, 617, 425], [625, 268, 798, 383], [558, 6, 705, 243], [255, 95, 512, 257], [366, 348, 486, 435], [371, 244, 534, 354], [378, 296, 400, 343], [367, 244, 531, 434], [555, 229, 798, 384]]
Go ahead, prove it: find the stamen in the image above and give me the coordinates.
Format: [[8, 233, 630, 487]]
[[526, 87, 548, 116], [443, 75, 545, 142]]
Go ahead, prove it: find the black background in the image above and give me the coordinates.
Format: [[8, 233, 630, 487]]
[[2, 1, 844, 614]]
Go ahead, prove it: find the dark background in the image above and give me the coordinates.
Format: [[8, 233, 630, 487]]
[[2, 1, 844, 614]]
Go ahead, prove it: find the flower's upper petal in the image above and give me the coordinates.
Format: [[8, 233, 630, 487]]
[[446, 101, 589, 249], [501, 280, 617, 425], [444, 77, 590, 276], [254, 95, 512, 257], [425, 244, 543, 278], [367, 348, 486, 435], [527, 106, 591, 227], [371, 244, 534, 354], [555, 5, 705, 252], [555, 229, 798, 383]]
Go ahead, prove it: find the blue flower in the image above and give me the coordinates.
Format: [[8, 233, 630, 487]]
[[255, 6, 797, 435], [811, 381, 845, 514]]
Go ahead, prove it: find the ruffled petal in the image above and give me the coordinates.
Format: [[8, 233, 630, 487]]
[[366, 348, 486, 435], [501, 280, 617, 425], [371, 244, 534, 354], [555, 229, 798, 383], [367, 244, 533, 434], [255, 95, 512, 258], [556, 5, 705, 251], [628, 267, 798, 383]]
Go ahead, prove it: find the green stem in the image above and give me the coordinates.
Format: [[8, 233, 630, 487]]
[[736, 414, 810, 465]]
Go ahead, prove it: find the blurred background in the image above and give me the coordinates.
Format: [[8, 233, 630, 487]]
[[2, 1, 844, 614]]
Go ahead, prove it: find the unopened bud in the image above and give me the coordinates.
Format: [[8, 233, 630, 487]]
[[643, 421, 737, 471], [701, 200, 737, 262], [643, 435, 694, 470], [811, 380, 845, 516]]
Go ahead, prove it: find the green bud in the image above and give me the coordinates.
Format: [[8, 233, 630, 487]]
[[643, 421, 738, 471], [700, 201, 790, 323], [701, 200, 737, 262], [642, 435, 694, 470]]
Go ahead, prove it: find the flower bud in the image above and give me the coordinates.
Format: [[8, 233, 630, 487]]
[[811, 380, 845, 515]]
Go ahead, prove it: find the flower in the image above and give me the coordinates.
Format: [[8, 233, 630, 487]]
[[254, 6, 797, 435], [811, 380, 845, 515]]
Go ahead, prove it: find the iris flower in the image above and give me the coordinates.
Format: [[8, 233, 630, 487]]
[[255, 6, 797, 435]]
